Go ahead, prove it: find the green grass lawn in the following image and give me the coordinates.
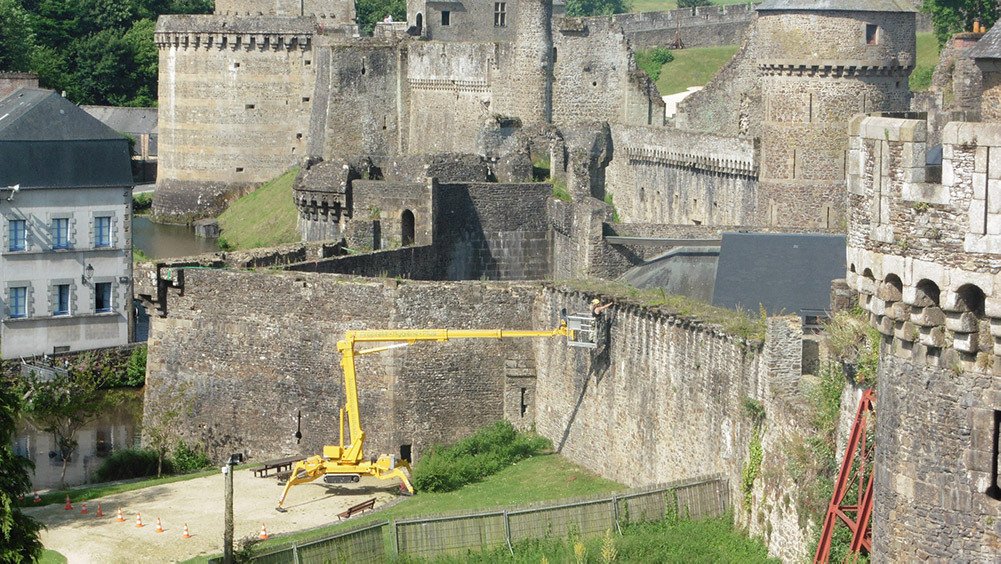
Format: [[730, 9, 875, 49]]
[[655, 44, 740, 96], [910, 32, 939, 91], [216, 168, 299, 250], [38, 550, 67, 564], [629, 0, 750, 14]]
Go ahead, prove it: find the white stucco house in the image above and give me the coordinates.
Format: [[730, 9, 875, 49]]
[[0, 88, 133, 359]]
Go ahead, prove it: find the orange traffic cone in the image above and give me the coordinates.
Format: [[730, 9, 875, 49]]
[[80, 501, 88, 514], [182, 523, 191, 539], [259, 523, 268, 540], [33, 491, 40, 503], [96, 503, 104, 517], [136, 512, 144, 528], [116, 507, 125, 522], [64, 495, 72, 510], [155, 517, 164, 533]]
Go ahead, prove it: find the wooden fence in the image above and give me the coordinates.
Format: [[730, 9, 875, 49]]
[[249, 475, 728, 563]]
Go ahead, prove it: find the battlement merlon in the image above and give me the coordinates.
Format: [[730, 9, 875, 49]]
[[155, 15, 316, 49]]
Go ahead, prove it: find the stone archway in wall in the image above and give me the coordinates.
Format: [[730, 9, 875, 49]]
[[402, 209, 415, 246]]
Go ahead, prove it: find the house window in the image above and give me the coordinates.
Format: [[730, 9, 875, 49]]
[[55, 284, 69, 315], [95, 282, 112, 312], [494, 2, 506, 27], [866, 24, 878, 44], [53, 218, 68, 249], [9, 286, 26, 318], [441, 10, 450, 25], [8, 219, 25, 251], [95, 216, 111, 248]]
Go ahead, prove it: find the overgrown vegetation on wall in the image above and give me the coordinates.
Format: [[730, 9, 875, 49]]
[[824, 308, 880, 385], [412, 420, 551, 492], [216, 168, 299, 251], [557, 279, 766, 340]]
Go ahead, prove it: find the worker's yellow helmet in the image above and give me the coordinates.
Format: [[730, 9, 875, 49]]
[[592, 299, 601, 305]]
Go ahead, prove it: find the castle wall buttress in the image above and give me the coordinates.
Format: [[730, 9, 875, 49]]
[[154, 16, 316, 221]]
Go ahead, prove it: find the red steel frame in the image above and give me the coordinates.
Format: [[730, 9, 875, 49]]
[[814, 388, 876, 564]]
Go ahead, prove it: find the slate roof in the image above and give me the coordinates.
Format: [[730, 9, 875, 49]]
[[711, 233, 847, 316], [81, 105, 157, 135], [0, 88, 133, 189], [967, 25, 1001, 59], [757, 0, 916, 12]]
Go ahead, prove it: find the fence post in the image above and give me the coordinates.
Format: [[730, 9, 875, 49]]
[[504, 511, 513, 556], [390, 519, 399, 562], [612, 494, 621, 535], [292, 543, 299, 564]]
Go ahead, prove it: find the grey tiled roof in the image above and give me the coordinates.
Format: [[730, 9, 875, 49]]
[[81, 105, 157, 135], [968, 25, 1001, 59], [757, 0, 917, 12], [712, 232, 847, 316], [0, 88, 132, 189]]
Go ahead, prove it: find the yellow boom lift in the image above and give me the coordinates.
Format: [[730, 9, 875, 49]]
[[276, 315, 596, 511]]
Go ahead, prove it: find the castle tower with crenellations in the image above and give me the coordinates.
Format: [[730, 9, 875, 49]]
[[501, 0, 553, 127], [754, 0, 915, 228]]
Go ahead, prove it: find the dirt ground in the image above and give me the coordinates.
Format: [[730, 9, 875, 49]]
[[24, 469, 404, 563]]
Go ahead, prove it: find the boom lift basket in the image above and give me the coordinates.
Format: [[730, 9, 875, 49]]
[[565, 313, 598, 349]]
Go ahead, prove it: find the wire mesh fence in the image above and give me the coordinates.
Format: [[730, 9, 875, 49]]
[[249, 475, 727, 563]]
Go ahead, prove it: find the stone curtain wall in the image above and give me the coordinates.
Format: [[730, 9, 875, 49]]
[[611, 3, 755, 51], [143, 269, 545, 463], [435, 182, 552, 280], [533, 287, 810, 560], [873, 355, 1001, 561], [405, 41, 503, 154], [605, 124, 758, 225], [154, 16, 316, 221], [319, 42, 404, 160], [349, 180, 432, 250], [214, 0, 354, 21]]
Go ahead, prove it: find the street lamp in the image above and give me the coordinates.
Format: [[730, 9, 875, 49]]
[[223, 452, 243, 564], [82, 264, 94, 285]]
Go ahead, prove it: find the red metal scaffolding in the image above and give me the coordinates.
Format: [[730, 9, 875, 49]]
[[814, 387, 876, 563]]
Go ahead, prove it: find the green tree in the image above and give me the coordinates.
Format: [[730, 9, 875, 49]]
[[565, 0, 629, 17], [923, 0, 999, 47], [20, 371, 110, 488], [143, 380, 193, 477], [0, 0, 37, 71], [0, 382, 43, 562], [677, 0, 711, 7], [355, 0, 405, 35]]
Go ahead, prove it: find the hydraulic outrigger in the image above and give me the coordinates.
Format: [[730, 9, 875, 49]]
[[275, 319, 591, 511]]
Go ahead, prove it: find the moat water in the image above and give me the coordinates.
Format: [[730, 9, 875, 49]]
[[133, 216, 218, 259], [13, 391, 142, 491]]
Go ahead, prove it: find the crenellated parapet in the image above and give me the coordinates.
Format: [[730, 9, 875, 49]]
[[757, 62, 913, 78], [154, 16, 315, 51], [622, 146, 757, 178], [847, 113, 1001, 370]]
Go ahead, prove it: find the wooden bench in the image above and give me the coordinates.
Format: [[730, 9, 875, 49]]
[[337, 498, 376, 520], [250, 456, 302, 478]]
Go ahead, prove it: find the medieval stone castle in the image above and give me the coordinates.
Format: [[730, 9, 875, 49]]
[[144, 0, 1001, 560]]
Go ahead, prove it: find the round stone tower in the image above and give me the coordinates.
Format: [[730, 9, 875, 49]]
[[504, 0, 553, 127], [755, 0, 916, 228]]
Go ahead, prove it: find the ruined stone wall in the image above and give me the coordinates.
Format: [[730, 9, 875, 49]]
[[435, 182, 552, 280], [552, 17, 663, 126], [612, 3, 755, 51], [143, 270, 545, 463], [405, 41, 503, 154], [154, 16, 315, 221], [348, 179, 432, 249], [418, 0, 518, 42], [318, 41, 404, 160], [286, 245, 440, 279], [534, 287, 811, 560], [606, 124, 758, 225]]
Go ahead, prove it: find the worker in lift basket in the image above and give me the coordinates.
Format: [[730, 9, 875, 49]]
[[590, 298, 612, 317]]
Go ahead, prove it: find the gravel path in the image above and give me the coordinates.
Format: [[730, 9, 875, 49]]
[[25, 469, 403, 563]]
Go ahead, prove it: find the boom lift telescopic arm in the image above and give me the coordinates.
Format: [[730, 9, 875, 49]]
[[276, 323, 574, 510]]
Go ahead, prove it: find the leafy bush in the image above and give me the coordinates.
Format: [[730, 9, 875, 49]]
[[635, 47, 674, 82], [95, 448, 174, 482], [132, 192, 153, 213], [412, 421, 551, 492], [172, 440, 211, 473]]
